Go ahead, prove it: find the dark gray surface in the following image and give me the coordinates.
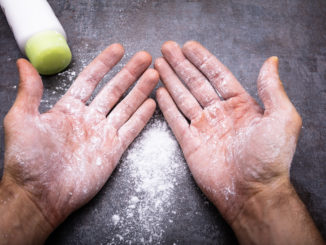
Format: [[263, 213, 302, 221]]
[[0, 0, 325, 244]]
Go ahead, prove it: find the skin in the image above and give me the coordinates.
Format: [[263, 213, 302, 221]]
[[155, 41, 325, 245], [0, 41, 324, 245], [0, 43, 158, 244]]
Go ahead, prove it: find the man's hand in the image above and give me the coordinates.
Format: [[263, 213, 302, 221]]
[[1, 43, 158, 244], [155, 41, 324, 245], [155, 40, 300, 222]]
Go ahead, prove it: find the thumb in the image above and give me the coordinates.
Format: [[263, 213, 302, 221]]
[[13, 59, 43, 114], [257, 57, 292, 115]]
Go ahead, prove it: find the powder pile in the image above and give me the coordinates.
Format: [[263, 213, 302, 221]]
[[107, 117, 187, 244]]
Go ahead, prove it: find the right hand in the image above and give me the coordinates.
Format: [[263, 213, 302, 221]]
[[3, 43, 158, 230], [155, 41, 302, 224]]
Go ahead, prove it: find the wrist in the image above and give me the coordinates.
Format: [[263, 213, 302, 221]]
[[231, 178, 324, 245], [231, 177, 292, 242], [0, 174, 54, 245]]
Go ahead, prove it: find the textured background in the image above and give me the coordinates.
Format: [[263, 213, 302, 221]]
[[0, 0, 325, 244]]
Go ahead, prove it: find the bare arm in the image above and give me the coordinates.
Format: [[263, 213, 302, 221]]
[[155, 40, 325, 245], [233, 180, 324, 245], [0, 175, 52, 244]]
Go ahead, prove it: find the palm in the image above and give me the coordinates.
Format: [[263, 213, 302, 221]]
[[156, 41, 301, 223], [11, 106, 121, 218], [187, 97, 263, 186], [4, 44, 158, 227]]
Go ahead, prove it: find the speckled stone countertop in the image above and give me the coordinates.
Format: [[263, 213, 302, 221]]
[[0, 1, 325, 244]]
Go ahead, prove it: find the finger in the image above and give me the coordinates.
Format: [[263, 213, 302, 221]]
[[156, 87, 191, 149], [154, 57, 202, 121], [161, 41, 220, 107], [107, 69, 159, 129], [257, 57, 294, 115], [182, 41, 247, 100], [63, 43, 124, 103], [12, 59, 43, 114], [89, 51, 152, 115], [118, 98, 156, 150]]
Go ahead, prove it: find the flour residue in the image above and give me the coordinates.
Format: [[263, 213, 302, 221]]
[[107, 117, 186, 244]]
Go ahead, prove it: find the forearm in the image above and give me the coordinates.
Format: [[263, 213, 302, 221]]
[[231, 179, 325, 245], [0, 174, 53, 245]]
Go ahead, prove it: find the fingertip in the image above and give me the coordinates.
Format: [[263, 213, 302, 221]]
[[182, 40, 199, 52], [105, 43, 125, 60], [156, 87, 167, 99], [261, 56, 280, 80], [16, 58, 25, 73], [14, 59, 43, 114], [265, 56, 278, 64], [16, 58, 28, 66], [125, 51, 152, 75], [140, 50, 152, 62], [142, 69, 159, 89], [110, 43, 124, 52], [269, 56, 278, 61], [17, 58, 40, 78], [272, 56, 279, 73], [154, 57, 166, 69], [16, 58, 31, 69], [146, 98, 157, 109], [135, 50, 152, 65], [146, 68, 159, 82], [161, 40, 179, 54], [162, 40, 178, 47], [111, 42, 125, 55], [257, 56, 291, 115]]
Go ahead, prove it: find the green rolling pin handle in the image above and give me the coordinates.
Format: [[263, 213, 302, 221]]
[[25, 30, 72, 75]]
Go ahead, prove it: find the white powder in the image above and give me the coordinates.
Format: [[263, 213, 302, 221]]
[[39, 68, 77, 111], [107, 117, 187, 244], [57, 69, 76, 83], [112, 214, 120, 226], [96, 157, 102, 166]]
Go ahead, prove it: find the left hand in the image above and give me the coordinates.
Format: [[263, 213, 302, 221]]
[[155, 41, 302, 224], [3, 43, 158, 229]]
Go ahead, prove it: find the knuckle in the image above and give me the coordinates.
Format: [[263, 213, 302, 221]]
[[147, 68, 159, 80], [3, 110, 15, 129], [293, 110, 302, 129], [3, 114, 10, 127], [283, 105, 302, 129]]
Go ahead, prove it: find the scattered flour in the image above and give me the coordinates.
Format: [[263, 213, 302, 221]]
[[107, 117, 187, 244], [39, 68, 77, 111], [112, 214, 120, 226]]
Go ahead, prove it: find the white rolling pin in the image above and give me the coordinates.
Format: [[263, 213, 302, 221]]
[[0, 0, 72, 75]]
